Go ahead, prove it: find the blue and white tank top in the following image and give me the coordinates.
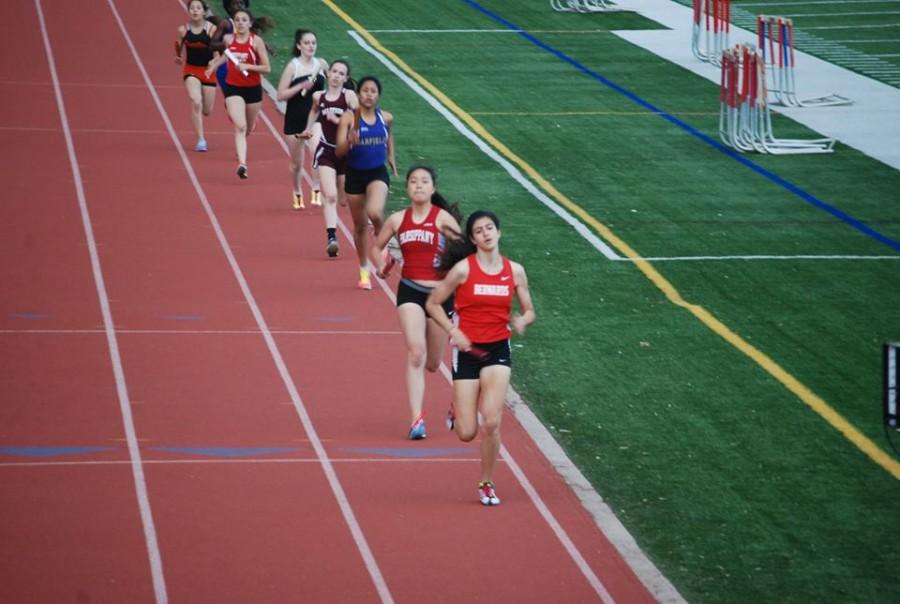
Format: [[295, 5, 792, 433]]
[[349, 109, 389, 171]]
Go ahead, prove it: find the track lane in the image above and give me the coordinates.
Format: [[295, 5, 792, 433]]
[[1, 0, 663, 600]]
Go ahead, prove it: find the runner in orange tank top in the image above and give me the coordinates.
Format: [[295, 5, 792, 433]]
[[174, 0, 217, 152], [426, 210, 536, 506]]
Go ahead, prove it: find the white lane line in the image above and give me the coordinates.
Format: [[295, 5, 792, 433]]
[[0, 329, 404, 335], [344, 30, 622, 261], [0, 457, 483, 468], [33, 1, 168, 602], [108, 0, 394, 601], [344, 28, 627, 604]]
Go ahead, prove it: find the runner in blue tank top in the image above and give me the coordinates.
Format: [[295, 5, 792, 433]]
[[336, 75, 397, 290]]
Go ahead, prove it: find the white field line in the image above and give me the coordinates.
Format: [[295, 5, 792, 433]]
[[33, 1, 168, 603], [801, 23, 900, 29], [617, 254, 900, 261], [738, 0, 900, 5], [340, 27, 690, 604], [108, 0, 395, 601], [783, 10, 900, 16], [834, 39, 900, 43]]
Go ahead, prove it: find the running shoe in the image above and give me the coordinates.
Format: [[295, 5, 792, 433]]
[[445, 401, 456, 431], [236, 164, 248, 179], [357, 269, 372, 290], [478, 481, 501, 506], [326, 236, 339, 258], [292, 192, 305, 210], [195, 138, 208, 152], [408, 416, 427, 440], [311, 189, 322, 206]]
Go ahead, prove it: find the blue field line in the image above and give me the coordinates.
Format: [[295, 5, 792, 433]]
[[463, 0, 900, 253]]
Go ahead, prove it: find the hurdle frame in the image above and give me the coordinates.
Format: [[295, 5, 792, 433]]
[[757, 15, 852, 108], [692, 0, 731, 66], [719, 44, 836, 154]]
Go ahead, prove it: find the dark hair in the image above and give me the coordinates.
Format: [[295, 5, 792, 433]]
[[222, 0, 248, 16], [230, 8, 273, 35], [187, 0, 208, 10], [465, 209, 500, 237], [291, 29, 316, 57], [438, 209, 501, 271], [330, 58, 355, 92], [405, 165, 462, 226], [357, 75, 382, 95]]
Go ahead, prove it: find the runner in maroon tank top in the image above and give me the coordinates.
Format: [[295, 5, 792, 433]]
[[300, 60, 358, 257], [426, 210, 536, 506], [370, 166, 462, 440]]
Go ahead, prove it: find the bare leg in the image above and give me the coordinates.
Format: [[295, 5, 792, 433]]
[[476, 365, 511, 483], [185, 77, 204, 142], [398, 304, 429, 423], [286, 135, 304, 203], [225, 96, 248, 165]]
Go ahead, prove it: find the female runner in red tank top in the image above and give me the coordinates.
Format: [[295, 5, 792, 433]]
[[204, 8, 270, 179], [174, 0, 217, 152], [426, 210, 535, 505], [370, 166, 462, 440], [300, 60, 358, 257]]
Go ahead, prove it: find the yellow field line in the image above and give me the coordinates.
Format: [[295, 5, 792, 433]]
[[323, 0, 900, 480], [469, 111, 720, 116]]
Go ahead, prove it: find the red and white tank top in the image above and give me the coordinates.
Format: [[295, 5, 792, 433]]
[[225, 33, 261, 87], [398, 205, 444, 281], [455, 255, 515, 343]]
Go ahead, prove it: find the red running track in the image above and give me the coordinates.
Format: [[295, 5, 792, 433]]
[[0, 0, 660, 602]]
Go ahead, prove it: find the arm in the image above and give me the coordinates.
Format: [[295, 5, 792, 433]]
[[334, 110, 356, 159], [370, 212, 402, 276], [384, 110, 398, 176], [205, 48, 227, 78], [276, 61, 300, 101], [510, 262, 536, 335], [426, 261, 472, 351], [345, 89, 359, 112], [298, 91, 323, 138], [436, 209, 462, 240], [174, 25, 186, 64], [244, 35, 271, 75]]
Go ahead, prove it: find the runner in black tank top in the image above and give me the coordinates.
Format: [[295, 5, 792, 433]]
[[276, 29, 328, 210], [175, 0, 218, 152]]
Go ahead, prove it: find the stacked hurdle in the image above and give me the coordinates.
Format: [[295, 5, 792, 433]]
[[692, 0, 730, 66], [757, 16, 852, 107], [719, 44, 836, 154], [550, 0, 630, 13]]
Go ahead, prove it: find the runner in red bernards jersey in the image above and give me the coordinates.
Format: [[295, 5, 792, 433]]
[[371, 166, 462, 441], [426, 210, 535, 506], [204, 8, 270, 179]]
